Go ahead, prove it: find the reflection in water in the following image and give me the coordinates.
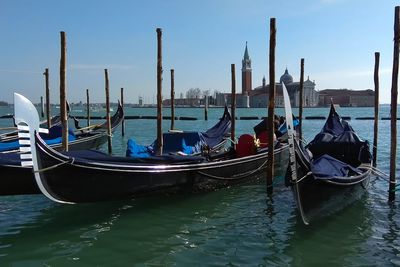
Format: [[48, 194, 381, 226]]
[[284, 193, 373, 266]]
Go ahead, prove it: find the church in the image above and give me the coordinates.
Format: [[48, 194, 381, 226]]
[[216, 43, 319, 108]]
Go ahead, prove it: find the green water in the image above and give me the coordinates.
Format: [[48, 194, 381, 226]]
[[0, 106, 400, 266]]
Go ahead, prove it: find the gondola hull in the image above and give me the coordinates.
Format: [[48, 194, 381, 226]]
[[294, 169, 371, 223], [0, 132, 110, 196], [0, 103, 124, 196], [35, 138, 289, 203]]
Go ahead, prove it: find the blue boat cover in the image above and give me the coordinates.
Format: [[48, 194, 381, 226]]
[[126, 107, 231, 157], [0, 125, 76, 152], [310, 154, 362, 180], [306, 104, 371, 167]]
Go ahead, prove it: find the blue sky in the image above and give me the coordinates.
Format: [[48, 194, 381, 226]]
[[0, 0, 398, 104]]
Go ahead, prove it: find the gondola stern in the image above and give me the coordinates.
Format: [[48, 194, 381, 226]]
[[13, 93, 75, 205]]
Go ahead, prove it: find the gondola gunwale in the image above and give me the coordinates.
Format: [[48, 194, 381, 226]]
[[35, 132, 289, 173]]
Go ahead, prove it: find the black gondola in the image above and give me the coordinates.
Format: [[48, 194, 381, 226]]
[[14, 93, 289, 203], [0, 102, 124, 196], [288, 99, 372, 225]]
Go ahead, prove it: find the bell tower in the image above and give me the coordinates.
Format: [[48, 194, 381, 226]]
[[241, 42, 252, 95]]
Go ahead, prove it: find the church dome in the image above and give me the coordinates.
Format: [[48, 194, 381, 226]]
[[280, 68, 293, 85]]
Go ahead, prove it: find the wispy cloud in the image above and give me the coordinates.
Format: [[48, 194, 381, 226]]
[[69, 64, 136, 70]]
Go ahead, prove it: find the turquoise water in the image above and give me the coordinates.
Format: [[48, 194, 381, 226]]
[[0, 105, 400, 266]]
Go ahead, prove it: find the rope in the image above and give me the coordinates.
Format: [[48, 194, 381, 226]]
[[197, 158, 269, 180], [33, 158, 74, 173]]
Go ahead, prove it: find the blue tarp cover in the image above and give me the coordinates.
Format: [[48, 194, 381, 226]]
[[0, 125, 76, 152], [310, 154, 362, 180], [306, 104, 371, 167], [126, 107, 231, 158]]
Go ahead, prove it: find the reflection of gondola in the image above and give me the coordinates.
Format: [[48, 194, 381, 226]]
[[0, 103, 124, 196], [15, 93, 289, 204], [286, 96, 372, 224]]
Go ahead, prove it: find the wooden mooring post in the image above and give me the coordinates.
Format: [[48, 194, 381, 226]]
[[373, 52, 380, 167], [86, 89, 90, 127], [156, 28, 163, 155], [299, 58, 305, 141], [204, 95, 208, 121], [59, 31, 68, 151], [104, 69, 112, 154], [170, 69, 175, 130], [389, 6, 399, 201], [44, 68, 51, 128], [267, 18, 276, 194], [40, 96, 44, 118], [231, 64, 236, 146], [121, 87, 125, 136]]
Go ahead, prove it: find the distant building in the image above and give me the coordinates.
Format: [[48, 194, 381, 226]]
[[242, 42, 252, 96], [162, 98, 202, 107], [318, 89, 374, 107], [250, 70, 319, 108], [216, 43, 319, 108]]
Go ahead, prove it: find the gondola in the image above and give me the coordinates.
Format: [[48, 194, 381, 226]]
[[0, 101, 124, 196], [284, 86, 372, 225], [0, 102, 123, 153], [0, 101, 71, 142], [14, 93, 289, 203]]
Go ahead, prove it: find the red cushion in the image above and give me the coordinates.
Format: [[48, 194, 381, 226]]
[[236, 134, 256, 157], [258, 131, 269, 148]]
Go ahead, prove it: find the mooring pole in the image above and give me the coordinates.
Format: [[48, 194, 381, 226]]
[[170, 69, 175, 130], [299, 58, 305, 141], [40, 96, 44, 118], [267, 18, 276, 194], [389, 6, 399, 201], [44, 68, 51, 128], [373, 52, 380, 167], [231, 64, 236, 147], [121, 87, 125, 137], [104, 69, 112, 154], [156, 28, 163, 155], [60, 31, 68, 151], [86, 89, 90, 127], [204, 94, 208, 121]]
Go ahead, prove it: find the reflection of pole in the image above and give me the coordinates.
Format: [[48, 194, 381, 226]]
[[389, 6, 399, 201], [231, 64, 236, 146], [156, 28, 163, 155], [299, 58, 304, 141], [267, 18, 276, 195], [170, 69, 175, 130], [60, 31, 68, 152], [373, 52, 380, 167], [121, 87, 125, 136]]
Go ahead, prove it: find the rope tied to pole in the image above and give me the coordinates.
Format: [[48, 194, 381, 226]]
[[33, 158, 74, 173]]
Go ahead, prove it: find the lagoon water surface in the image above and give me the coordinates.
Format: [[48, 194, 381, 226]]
[[0, 105, 399, 266]]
